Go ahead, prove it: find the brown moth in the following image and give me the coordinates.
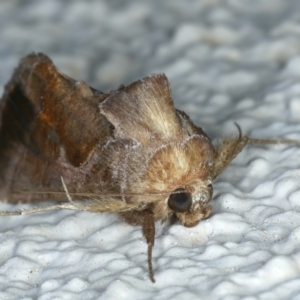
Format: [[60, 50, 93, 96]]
[[0, 53, 299, 282]]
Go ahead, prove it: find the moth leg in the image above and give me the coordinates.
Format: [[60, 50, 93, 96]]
[[60, 176, 74, 203], [119, 205, 156, 283], [142, 208, 156, 283]]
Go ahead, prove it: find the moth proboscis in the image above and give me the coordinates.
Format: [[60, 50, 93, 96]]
[[0, 53, 299, 283]]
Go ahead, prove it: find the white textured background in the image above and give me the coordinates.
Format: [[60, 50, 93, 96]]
[[1, 1, 300, 299]]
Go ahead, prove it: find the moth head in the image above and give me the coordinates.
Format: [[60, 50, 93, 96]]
[[140, 135, 216, 227], [167, 183, 213, 227], [158, 131, 249, 227]]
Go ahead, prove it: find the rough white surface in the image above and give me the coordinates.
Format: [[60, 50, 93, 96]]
[[1, 1, 300, 299]]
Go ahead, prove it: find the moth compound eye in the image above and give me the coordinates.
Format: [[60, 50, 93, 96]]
[[168, 188, 192, 213]]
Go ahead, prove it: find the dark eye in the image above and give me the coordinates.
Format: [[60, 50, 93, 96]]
[[168, 188, 192, 213]]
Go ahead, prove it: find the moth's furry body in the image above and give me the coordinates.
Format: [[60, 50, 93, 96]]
[[1, 53, 292, 282]]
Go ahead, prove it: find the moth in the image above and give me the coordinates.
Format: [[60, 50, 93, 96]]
[[0, 53, 298, 283]]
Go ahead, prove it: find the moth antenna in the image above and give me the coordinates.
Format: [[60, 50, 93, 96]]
[[212, 124, 248, 180], [0, 202, 85, 216], [234, 122, 242, 139], [60, 175, 74, 203], [0, 196, 149, 216], [248, 138, 300, 146], [233, 122, 300, 146]]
